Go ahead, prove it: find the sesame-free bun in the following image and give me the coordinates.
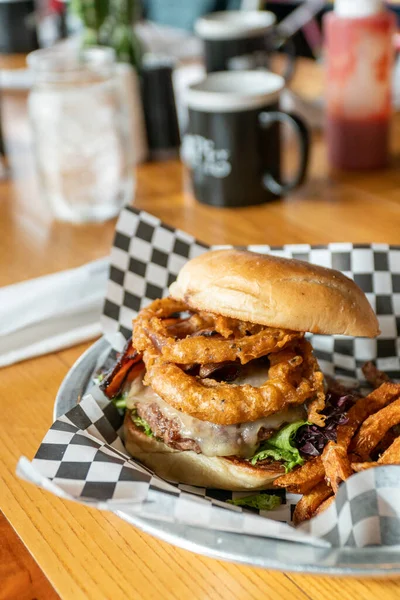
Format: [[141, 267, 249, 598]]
[[124, 414, 284, 491], [169, 249, 379, 338]]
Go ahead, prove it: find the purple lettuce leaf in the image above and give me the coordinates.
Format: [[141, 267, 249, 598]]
[[295, 391, 356, 458]]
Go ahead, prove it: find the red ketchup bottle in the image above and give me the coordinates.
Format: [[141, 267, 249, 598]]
[[324, 0, 396, 170]]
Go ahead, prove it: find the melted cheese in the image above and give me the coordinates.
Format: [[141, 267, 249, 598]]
[[127, 363, 306, 457]]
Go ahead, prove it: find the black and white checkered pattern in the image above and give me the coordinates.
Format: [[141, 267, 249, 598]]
[[30, 395, 153, 506], [102, 207, 400, 382], [17, 206, 400, 549], [19, 392, 322, 546], [303, 466, 400, 546], [18, 391, 400, 548], [103, 209, 208, 341]]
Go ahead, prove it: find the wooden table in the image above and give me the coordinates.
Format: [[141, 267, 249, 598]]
[[1, 56, 400, 600]]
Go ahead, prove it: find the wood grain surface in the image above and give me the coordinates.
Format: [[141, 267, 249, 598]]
[[0, 511, 60, 600], [0, 57, 400, 600]]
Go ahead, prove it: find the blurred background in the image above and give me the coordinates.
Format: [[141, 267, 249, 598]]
[[0, 0, 399, 222]]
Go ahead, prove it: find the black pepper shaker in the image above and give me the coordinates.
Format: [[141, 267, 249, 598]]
[[141, 55, 181, 160]]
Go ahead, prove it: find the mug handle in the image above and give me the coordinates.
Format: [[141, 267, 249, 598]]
[[274, 36, 297, 84], [258, 111, 310, 197], [265, 32, 297, 84]]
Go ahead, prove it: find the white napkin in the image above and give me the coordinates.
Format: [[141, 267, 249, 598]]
[[0, 259, 109, 368]]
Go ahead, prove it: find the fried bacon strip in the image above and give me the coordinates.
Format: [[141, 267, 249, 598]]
[[292, 482, 333, 526], [143, 341, 323, 425], [100, 337, 144, 399]]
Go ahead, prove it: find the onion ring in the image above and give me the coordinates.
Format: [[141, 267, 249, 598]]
[[133, 297, 326, 424], [133, 296, 304, 365], [132, 298, 192, 352], [143, 340, 323, 425], [160, 326, 301, 365]]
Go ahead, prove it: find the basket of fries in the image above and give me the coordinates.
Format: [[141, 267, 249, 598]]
[[17, 208, 400, 565]]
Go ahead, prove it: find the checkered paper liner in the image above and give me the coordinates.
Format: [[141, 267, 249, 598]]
[[17, 207, 400, 548]]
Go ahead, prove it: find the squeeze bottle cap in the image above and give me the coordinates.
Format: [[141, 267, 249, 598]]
[[335, 0, 383, 18]]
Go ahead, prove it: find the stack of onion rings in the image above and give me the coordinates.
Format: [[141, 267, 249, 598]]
[[133, 297, 327, 426]]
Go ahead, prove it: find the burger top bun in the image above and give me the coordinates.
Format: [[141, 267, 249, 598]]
[[169, 249, 380, 338]]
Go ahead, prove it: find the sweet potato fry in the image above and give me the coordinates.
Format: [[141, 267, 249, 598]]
[[337, 383, 400, 448], [313, 495, 335, 517], [324, 375, 361, 398], [352, 397, 400, 459], [351, 462, 376, 472], [352, 439, 400, 472], [293, 481, 333, 525], [372, 430, 398, 460], [378, 436, 400, 463], [321, 441, 353, 493], [362, 361, 390, 388], [277, 383, 400, 498], [274, 456, 325, 494]]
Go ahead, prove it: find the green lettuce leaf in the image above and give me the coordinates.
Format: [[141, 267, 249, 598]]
[[112, 394, 127, 409], [94, 372, 105, 385], [227, 493, 281, 511], [250, 420, 309, 473], [131, 409, 153, 437]]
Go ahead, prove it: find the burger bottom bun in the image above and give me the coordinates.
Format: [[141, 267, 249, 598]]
[[124, 415, 284, 491]]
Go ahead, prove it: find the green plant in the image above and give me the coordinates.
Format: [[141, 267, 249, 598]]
[[71, 0, 142, 70]]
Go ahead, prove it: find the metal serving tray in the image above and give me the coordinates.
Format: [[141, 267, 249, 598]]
[[54, 337, 400, 577]]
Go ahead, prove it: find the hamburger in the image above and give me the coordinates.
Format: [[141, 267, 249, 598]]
[[102, 249, 379, 490]]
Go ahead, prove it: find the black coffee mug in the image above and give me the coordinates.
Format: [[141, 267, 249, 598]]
[[182, 71, 310, 208], [195, 10, 296, 82]]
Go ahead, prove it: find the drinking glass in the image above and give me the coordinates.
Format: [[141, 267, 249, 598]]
[[28, 47, 134, 223]]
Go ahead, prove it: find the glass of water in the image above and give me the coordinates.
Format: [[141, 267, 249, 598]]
[[27, 47, 134, 223]]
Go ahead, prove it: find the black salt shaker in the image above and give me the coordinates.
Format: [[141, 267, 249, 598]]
[[141, 55, 181, 160]]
